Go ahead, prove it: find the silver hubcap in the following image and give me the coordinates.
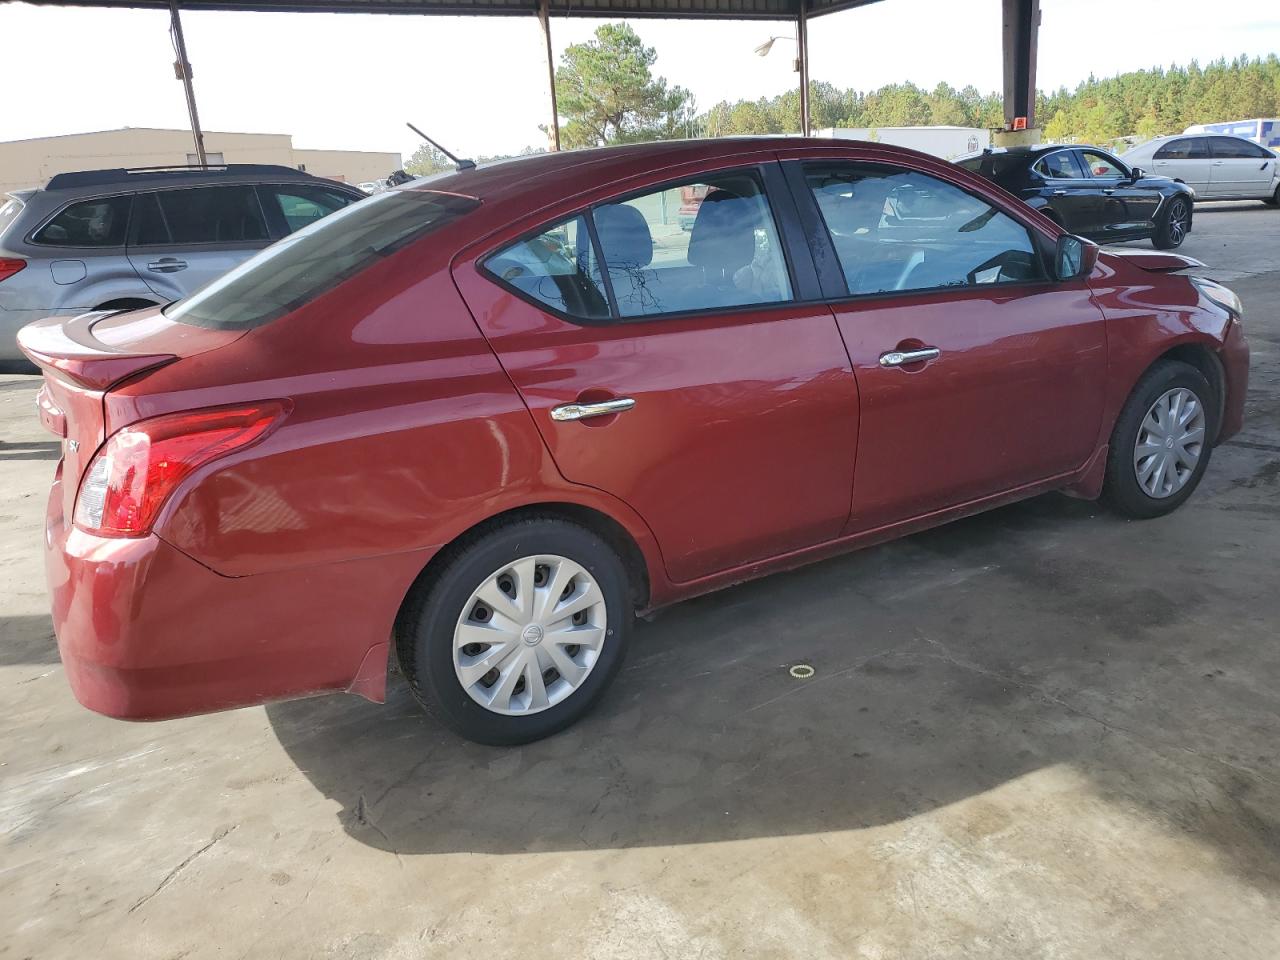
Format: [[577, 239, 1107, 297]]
[[1133, 387, 1205, 499], [453, 555, 607, 716], [1168, 201, 1187, 243]]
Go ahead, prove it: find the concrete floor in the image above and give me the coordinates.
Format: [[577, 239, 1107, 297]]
[[2, 203, 1278, 959]]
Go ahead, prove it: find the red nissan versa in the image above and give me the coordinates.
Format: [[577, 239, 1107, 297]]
[[20, 139, 1249, 745]]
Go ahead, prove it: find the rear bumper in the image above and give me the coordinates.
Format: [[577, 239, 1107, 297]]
[[45, 467, 428, 720], [1217, 318, 1249, 443]]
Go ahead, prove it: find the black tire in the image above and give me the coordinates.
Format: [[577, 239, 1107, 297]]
[[1152, 195, 1191, 249], [1264, 185, 1279, 207], [1101, 360, 1217, 519], [398, 516, 632, 745]]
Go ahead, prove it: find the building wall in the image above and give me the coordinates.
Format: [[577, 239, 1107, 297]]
[[0, 128, 401, 193], [821, 126, 991, 160]]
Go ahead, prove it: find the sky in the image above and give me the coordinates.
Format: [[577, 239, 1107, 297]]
[[0, 0, 1276, 162]]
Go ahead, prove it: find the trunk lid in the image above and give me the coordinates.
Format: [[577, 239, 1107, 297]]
[[18, 307, 243, 522]]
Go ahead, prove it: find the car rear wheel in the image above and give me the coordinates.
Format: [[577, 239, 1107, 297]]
[[1152, 197, 1190, 249], [398, 517, 631, 745], [1102, 360, 1216, 519], [1264, 185, 1279, 207]]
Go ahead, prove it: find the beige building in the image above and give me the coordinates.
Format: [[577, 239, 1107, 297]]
[[0, 127, 402, 194]]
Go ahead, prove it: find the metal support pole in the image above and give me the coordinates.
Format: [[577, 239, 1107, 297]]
[[538, 0, 561, 152], [168, 0, 207, 167], [1001, 0, 1040, 129], [796, 3, 810, 137]]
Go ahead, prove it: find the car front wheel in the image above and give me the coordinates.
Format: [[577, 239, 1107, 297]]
[[1153, 196, 1190, 249], [398, 517, 632, 745], [1102, 360, 1217, 519]]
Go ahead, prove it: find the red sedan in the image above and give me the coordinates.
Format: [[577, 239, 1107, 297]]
[[20, 138, 1249, 745]]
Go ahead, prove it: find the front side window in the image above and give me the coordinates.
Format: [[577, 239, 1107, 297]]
[[485, 215, 610, 321], [1034, 151, 1083, 179], [1209, 136, 1271, 159], [267, 184, 359, 234], [805, 164, 1044, 297], [594, 172, 792, 318], [134, 185, 269, 246], [33, 195, 130, 247], [166, 189, 478, 329], [1154, 138, 1209, 160], [1080, 151, 1125, 178]]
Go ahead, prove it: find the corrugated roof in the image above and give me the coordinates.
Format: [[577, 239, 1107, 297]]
[[22, 0, 884, 19]]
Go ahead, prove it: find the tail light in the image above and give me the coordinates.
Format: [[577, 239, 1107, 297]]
[[0, 258, 26, 283], [75, 402, 289, 538]]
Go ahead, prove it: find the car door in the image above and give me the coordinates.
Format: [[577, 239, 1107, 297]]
[[1150, 137, 1212, 195], [453, 164, 861, 583], [1079, 149, 1160, 238], [1208, 136, 1277, 198], [24, 192, 146, 311], [1031, 149, 1096, 234], [126, 184, 273, 301], [783, 157, 1108, 532]]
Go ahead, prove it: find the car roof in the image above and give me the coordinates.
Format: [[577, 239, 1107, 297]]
[[411, 136, 961, 213], [39, 164, 357, 197]]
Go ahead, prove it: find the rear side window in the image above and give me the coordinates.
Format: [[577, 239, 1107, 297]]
[[595, 172, 792, 318], [265, 184, 358, 234], [1033, 151, 1083, 179], [134, 186, 269, 245], [165, 189, 479, 330], [33, 195, 130, 247], [805, 163, 1044, 297], [1154, 138, 1209, 160], [485, 215, 610, 321]]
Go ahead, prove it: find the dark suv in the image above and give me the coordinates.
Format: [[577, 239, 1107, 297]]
[[0, 164, 363, 364]]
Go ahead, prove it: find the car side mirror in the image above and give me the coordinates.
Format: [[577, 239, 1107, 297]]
[[1129, 166, 1143, 180], [1055, 234, 1099, 281]]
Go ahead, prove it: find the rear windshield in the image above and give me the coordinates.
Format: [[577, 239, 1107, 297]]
[[165, 189, 479, 330], [0, 196, 26, 238], [955, 153, 1024, 179]]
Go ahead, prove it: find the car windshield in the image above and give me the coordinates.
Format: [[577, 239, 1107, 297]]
[[165, 188, 480, 330]]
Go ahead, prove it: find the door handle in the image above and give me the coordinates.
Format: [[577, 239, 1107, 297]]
[[879, 347, 940, 368], [550, 397, 636, 422], [1103, 188, 1116, 195], [1212, 160, 1225, 166], [147, 258, 188, 273], [1051, 189, 1067, 196]]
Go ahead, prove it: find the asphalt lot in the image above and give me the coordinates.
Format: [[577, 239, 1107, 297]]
[[1, 202, 1278, 959]]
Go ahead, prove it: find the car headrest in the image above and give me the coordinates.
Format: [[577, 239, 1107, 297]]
[[594, 204, 653, 269], [688, 190, 760, 273], [817, 179, 892, 234]]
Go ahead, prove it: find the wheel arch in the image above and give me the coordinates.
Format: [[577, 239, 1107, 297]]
[[1150, 341, 1226, 442], [93, 296, 158, 313], [391, 501, 654, 676]]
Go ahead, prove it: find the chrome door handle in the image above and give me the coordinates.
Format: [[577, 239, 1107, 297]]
[[550, 397, 636, 421], [1052, 189, 1067, 196], [147, 258, 187, 273], [879, 347, 940, 368]]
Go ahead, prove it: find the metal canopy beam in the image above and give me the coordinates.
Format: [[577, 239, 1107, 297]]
[[1001, 0, 1040, 128], [22, 0, 887, 19]]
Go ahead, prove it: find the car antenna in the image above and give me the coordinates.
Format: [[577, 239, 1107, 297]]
[[406, 122, 476, 172]]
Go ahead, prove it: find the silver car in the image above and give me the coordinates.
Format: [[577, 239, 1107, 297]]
[[0, 164, 363, 365], [1121, 134, 1280, 204]]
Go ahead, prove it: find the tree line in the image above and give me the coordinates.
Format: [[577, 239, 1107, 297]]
[[406, 25, 1280, 173]]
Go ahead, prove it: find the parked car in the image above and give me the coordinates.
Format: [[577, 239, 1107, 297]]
[[0, 164, 364, 366], [956, 144, 1196, 249], [1122, 134, 1279, 205], [20, 138, 1248, 745]]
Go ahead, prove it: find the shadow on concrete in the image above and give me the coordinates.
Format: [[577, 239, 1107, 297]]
[[0, 440, 62, 461], [0, 614, 59, 666], [268, 491, 1280, 884]]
